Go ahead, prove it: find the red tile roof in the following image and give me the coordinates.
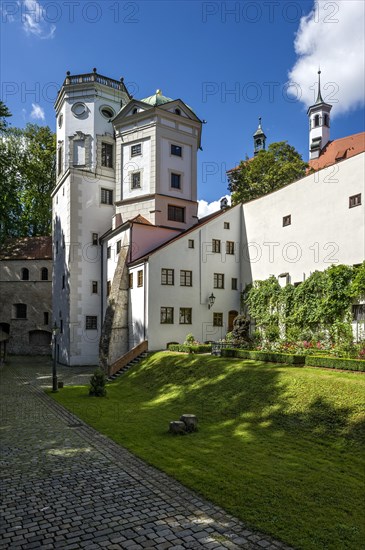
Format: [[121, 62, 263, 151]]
[[129, 214, 152, 225], [308, 132, 365, 172], [0, 236, 52, 260]]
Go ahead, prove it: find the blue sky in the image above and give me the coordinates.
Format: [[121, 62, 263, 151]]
[[1, 0, 364, 209]]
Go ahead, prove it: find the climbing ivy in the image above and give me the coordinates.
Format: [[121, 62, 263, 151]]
[[245, 262, 365, 344]]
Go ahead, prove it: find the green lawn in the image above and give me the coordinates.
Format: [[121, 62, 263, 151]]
[[51, 352, 365, 550]]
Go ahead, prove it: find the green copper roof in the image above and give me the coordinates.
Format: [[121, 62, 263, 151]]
[[315, 69, 325, 104], [140, 90, 173, 106]]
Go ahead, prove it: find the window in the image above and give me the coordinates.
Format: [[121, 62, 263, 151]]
[[314, 115, 320, 127], [57, 145, 63, 176], [212, 239, 221, 253], [107, 281, 111, 296], [132, 107, 138, 115], [92, 281, 98, 294], [21, 268, 29, 281], [352, 304, 365, 321], [180, 270, 192, 286], [131, 172, 141, 189], [62, 235, 65, 249], [324, 114, 329, 127], [101, 142, 113, 168], [213, 313, 223, 327], [171, 144, 182, 157], [14, 304, 27, 319], [231, 278, 238, 290], [137, 270, 143, 287], [160, 307, 174, 324], [175, 108, 181, 116], [92, 233, 98, 245], [116, 240, 121, 254], [131, 143, 141, 157], [41, 268, 48, 281], [226, 241, 235, 255], [101, 188, 113, 205], [188, 239, 194, 249], [85, 316, 97, 330], [56, 241, 59, 254], [168, 205, 185, 222], [107, 246, 111, 259], [171, 173, 181, 189], [283, 215, 291, 227], [129, 273, 133, 289], [214, 273, 224, 289], [62, 275, 65, 289], [179, 308, 192, 324], [60, 320, 63, 334], [100, 106, 114, 119], [349, 194, 361, 208], [161, 268, 174, 285], [224, 222, 230, 229], [43, 312, 49, 325]]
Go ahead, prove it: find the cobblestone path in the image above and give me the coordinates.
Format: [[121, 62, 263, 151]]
[[0, 358, 292, 550]]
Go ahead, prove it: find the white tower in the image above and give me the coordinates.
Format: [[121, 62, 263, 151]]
[[307, 70, 332, 160], [52, 69, 130, 365], [112, 90, 202, 229]]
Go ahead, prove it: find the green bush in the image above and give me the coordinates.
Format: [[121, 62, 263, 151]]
[[168, 344, 212, 354], [89, 368, 107, 397], [221, 348, 305, 365], [305, 355, 365, 372]]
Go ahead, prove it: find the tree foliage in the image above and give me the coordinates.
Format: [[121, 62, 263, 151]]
[[0, 100, 12, 132], [228, 141, 309, 205], [0, 122, 56, 244]]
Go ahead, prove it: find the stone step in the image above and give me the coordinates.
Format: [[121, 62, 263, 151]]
[[107, 352, 147, 381]]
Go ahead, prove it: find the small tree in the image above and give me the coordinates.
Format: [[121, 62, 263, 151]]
[[228, 141, 308, 205], [89, 368, 107, 397]]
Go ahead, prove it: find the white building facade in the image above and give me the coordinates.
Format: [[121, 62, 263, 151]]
[[52, 70, 365, 366]]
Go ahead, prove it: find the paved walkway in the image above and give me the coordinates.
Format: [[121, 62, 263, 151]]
[[0, 358, 292, 550]]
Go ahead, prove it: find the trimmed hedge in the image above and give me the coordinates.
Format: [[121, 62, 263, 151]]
[[305, 355, 365, 372], [221, 348, 306, 365], [167, 344, 212, 354]]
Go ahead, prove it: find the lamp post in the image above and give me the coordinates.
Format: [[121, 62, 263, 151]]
[[208, 292, 216, 309], [52, 322, 59, 392]]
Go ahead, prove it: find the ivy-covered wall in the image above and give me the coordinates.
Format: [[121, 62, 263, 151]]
[[245, 262, 365, 344]]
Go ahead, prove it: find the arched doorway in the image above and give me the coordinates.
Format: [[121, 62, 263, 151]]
[[228, 310, 238, 332]]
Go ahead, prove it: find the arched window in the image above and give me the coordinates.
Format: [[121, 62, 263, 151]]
[[41, 267, 48, 281], [175, 108, 181, 116], [21, 268, 29, 281], [132, 108, 138, 115], [314, 115, 320, 127]]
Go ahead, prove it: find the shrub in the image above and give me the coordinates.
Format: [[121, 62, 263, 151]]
[[89, 368, 107, 397], [221, 349, 305, 365], [168, 344, 212, 354], [184, 333, 195, 345], [305, 355, 365, 372]]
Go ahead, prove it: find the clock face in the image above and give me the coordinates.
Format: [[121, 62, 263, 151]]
[[71, 102, 87, 117]]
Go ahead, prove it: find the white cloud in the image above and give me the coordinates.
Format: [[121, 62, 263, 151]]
[[21, 0, 56, 39], [198, 195, 231, 218], [30, 103, 45, 121], [288, 0, 365, 116]]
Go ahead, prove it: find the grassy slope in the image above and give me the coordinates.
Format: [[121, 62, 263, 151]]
[[52, 353, 365, 550]]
